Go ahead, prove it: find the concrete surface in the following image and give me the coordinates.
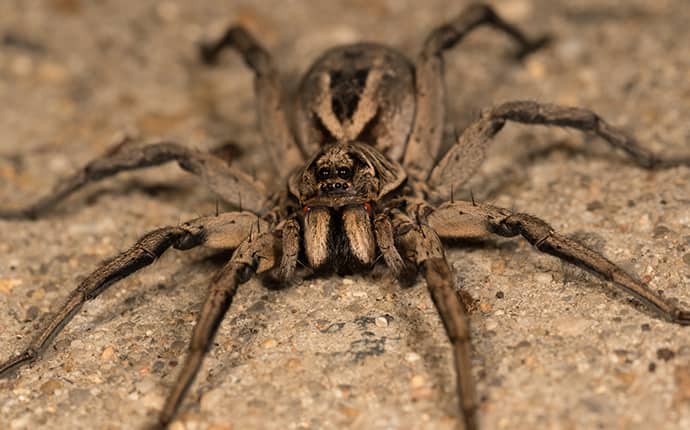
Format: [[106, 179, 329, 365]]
[[1, 1, 689, 429]]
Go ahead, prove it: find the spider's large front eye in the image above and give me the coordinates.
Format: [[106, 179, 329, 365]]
[[337, 166, 353, 179], [317, 167, 331, 180]]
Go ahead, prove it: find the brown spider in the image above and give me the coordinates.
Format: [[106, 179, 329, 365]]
[[1, 4, 689, 429]]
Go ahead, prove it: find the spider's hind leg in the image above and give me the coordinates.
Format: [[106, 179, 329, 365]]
[[200, 25, 304, 175], [0, 138, 268, 219], [403, 3, 548, 184]]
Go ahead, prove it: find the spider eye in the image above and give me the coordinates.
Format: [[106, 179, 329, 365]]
[[337, 166, 352, 179], [317, 167, 330, 180]]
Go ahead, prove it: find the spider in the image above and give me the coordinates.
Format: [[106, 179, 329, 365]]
[[1, 4, 689, 429]]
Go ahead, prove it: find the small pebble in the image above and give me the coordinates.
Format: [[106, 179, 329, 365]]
[[30, 287, 45, 300], [0, 278, 22, 295], [285, 358, 302, 370], [405, 352, 421, 363], [657, 347, 675, 362], [374, 316, 388, 328], [479, 302, 493, 313], [262, 338, 277, 348], [100, 346, 116, 362], [410, 374, 427, 389], [339, 406, 360, 418], [39, 379, 62, 395]]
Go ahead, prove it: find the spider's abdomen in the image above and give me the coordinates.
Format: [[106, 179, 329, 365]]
[[295, 43, 416, 161]]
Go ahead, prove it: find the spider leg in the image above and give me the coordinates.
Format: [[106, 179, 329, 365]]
[[158, 230, 277, 427], [427, 200, 690, 325], [393, 214, 477, 430], [0, 138, 268, 219], [403, 3, 548, 183], [373, 213, 406, 277], [0, 211, 265, 377], [200, 26, 305, 174], [275, 217, 300, 281], [428, 101, 690, 199]]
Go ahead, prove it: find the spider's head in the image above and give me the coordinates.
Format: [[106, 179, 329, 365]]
[[288, 142, 406, 209]]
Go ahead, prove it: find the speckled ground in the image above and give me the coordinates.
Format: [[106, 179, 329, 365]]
[[1, 1, 689, 429]]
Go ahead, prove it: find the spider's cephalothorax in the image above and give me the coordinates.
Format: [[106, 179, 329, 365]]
[[2, 4, 690, 430], [289, 142, 406, 272]]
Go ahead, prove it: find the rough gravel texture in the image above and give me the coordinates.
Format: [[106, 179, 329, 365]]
[[1, 1, 690, 430]]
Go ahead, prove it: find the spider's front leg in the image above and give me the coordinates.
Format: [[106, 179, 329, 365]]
[[158, 230, 278, 427], [427, 200, 690, 325], [392, 212, 478, 430], [0, 137, 268, 219], [0, 211, 268, 377]]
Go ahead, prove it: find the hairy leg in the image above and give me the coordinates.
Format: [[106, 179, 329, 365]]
[[427, 200, 690, 324], [201, 26, 304, 174], [428, 101, 690, 199], [0, 211, 264, 378], [403, 3, 548, 184], [373, 213, 405, 277], [276, 217, 300, 281], [0, 138, 268, 219], [394, 213, 478, 430], [159, 231, 277, 426]]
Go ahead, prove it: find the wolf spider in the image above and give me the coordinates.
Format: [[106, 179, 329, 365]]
[[1, 4, 689, 429]]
